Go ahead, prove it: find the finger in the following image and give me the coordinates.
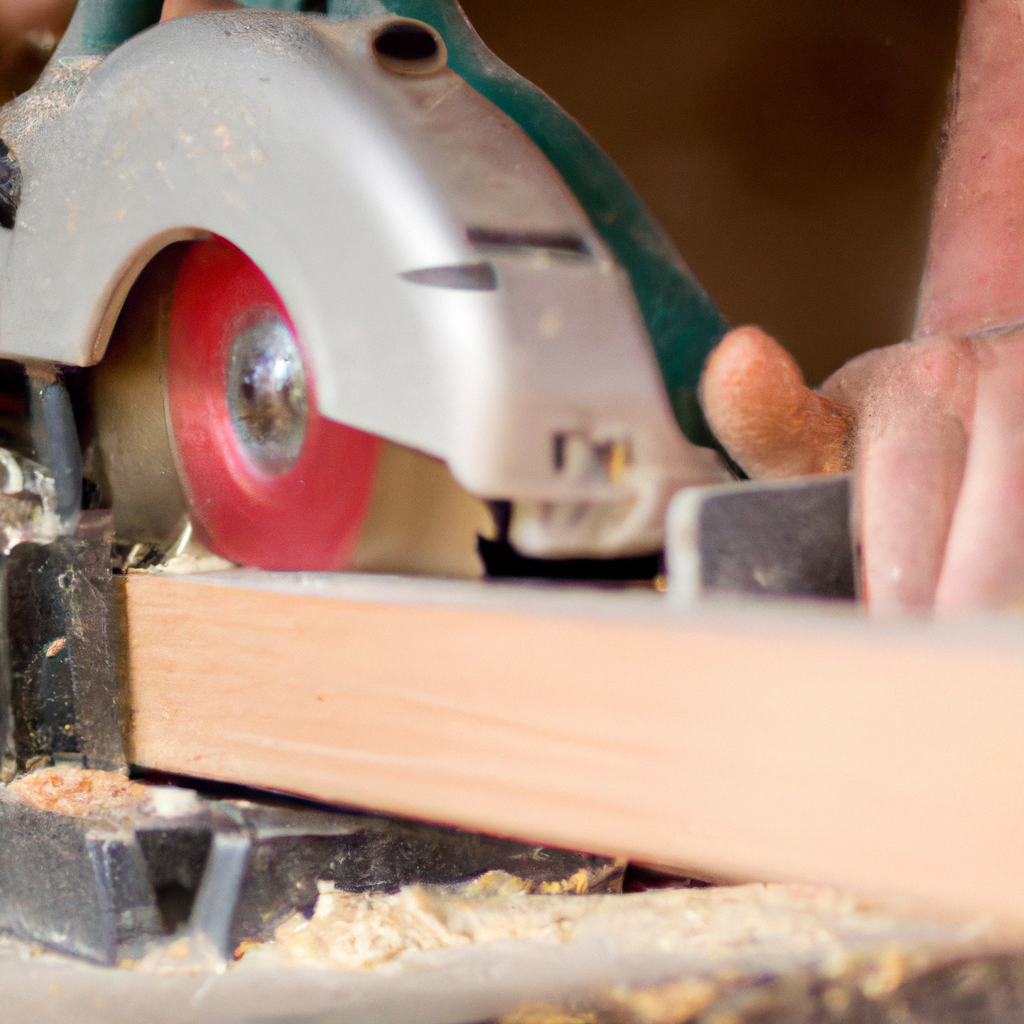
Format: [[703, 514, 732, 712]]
[[817, 343, 900, 410], [700, 326, 853, 480], [161, 0, 242, 21], [856, 339, 973, 614], [916, 0, 1024, 338], [936, 334, 1024, 612]]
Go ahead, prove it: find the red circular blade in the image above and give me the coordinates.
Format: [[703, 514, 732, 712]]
[[167, 237, 380, 570]]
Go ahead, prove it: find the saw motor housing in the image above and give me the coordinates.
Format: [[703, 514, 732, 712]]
[[0, 3, 732, 576]]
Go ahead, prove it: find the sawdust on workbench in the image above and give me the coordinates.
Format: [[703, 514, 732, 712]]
[[253, 879, 990, 973], [5, 767, 203, 820], [261, 880, 590, 968], [7, 766, 144, 816]]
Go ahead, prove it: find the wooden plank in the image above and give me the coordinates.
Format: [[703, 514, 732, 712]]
[[124, 570, 1024, 926]]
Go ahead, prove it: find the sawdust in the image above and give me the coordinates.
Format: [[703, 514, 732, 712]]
[[264, 880, 590, 969], [611, 980, 719, 1024], [5, 767, 203, 821], [154, 549, 236, 575], [7, 767, 144, 816], [255, 880, 990, 973]]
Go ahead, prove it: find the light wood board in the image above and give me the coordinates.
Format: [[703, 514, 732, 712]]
[[124, 570, 1024, 926]]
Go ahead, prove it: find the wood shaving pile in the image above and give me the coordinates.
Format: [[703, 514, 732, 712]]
[[264, 878, 589, 969], [255, 879, 988, 974], [7, 766, 145, 816], [5, 767, 203, 819]]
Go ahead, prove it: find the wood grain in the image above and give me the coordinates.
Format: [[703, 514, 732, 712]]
[[125, 571, 1024, 926]]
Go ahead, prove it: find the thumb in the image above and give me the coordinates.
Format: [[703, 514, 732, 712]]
[[700, 326, 853, 480]]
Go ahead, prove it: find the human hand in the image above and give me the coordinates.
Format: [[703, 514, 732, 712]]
[[703, 327, 988, 614], [702, 0, 1024, 615]]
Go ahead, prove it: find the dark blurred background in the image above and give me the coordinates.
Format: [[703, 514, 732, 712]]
[[461, 0, 961, 386]]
